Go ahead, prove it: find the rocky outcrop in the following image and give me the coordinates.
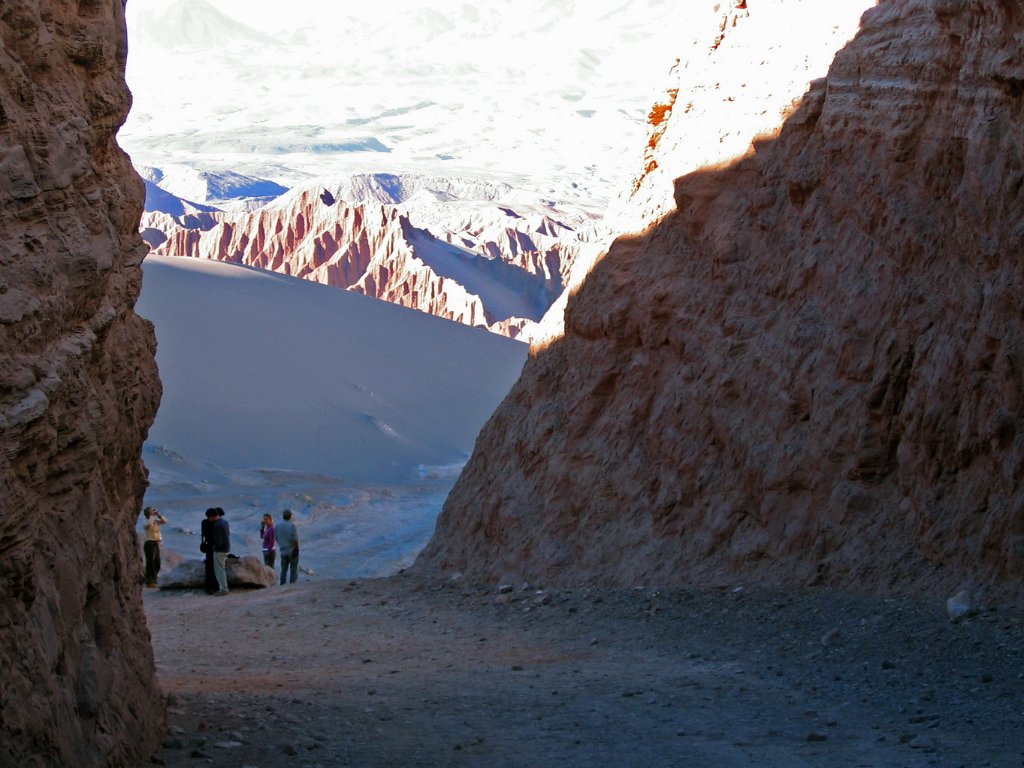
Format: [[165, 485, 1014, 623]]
[[157, 557, 276, 590], [417, 0, 1024, 605], [0, 1, 163, 765], [142, 177, 595, 338]]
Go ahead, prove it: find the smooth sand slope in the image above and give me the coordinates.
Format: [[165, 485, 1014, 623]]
[[137, 254, 527, 484]]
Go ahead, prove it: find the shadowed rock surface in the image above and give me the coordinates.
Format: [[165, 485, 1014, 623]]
[[417, 0, 1024, 604], [0, 1, 164, 765]]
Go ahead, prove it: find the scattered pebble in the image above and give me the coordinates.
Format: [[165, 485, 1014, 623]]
[[909, 735, 938, 751], [820, 628, 842, 646]]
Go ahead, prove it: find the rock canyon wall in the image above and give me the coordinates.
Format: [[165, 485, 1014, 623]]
[[0, 1, 163, 765], [417, 0, 1024, 604]]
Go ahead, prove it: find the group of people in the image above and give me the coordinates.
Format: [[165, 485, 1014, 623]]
[[141, 506, 301, 594], [258, 510, 301, 586]]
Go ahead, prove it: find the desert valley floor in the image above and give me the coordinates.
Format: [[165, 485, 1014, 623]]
[[145, 575, 1023, 768]]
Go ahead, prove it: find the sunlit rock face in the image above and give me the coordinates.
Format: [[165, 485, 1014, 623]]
[[143, 178, 597, 339], [418, 0, 1024, 604], [531, 0, 870, 344], [0, 1, 164, 764], [611, 0, 873, 236]]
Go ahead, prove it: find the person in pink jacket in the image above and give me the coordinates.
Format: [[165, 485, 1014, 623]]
[[260, 513, 276, 569]]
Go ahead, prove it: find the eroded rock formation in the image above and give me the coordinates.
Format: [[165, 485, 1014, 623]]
[[417, 0, 1024, 604], [0, 1, 163, 764], [142, 178, 595, 338]]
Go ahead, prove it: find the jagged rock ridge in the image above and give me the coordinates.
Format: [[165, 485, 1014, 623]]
[[141, 175, 598, 338], [0, 1, 164, 765], [417, 0, 1024, 604]]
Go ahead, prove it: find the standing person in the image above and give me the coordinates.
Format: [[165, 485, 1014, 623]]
[[260, 514, 277, 569], [211, 507, 231, 596], [141, 507, 167, 588], [199, 508, 219, 594], [276, 509, 300, 585]]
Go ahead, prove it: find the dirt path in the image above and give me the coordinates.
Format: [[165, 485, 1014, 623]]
[[144, 575, 1023, 767]]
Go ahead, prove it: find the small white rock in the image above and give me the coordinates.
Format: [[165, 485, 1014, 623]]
[[946, 590, 972, 622]]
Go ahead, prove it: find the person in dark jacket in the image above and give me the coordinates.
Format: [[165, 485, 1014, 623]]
[[199, 508, 219, 594], [211, 507, 231, 595]]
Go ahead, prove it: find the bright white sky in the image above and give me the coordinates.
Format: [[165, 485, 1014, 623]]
[[121, 0, 723, 205]]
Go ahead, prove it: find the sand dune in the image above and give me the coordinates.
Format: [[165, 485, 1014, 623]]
[[137, 254, 527, 484]]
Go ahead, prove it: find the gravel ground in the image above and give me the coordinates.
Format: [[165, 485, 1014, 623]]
[[144, 574, 1024, 768]]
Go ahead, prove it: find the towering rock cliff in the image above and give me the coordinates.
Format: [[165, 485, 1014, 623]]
[[417, 0, 1024, 604], [0, 1, 164, 765]]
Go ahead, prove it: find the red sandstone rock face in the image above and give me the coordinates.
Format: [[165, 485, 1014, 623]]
[[143, 184, 590, 338], [417, 0, 1024, 604], [0, 1, 163, 764]]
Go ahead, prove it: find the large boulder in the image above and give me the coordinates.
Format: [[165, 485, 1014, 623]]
[[158, 557, 278, 590], [0, 0, 164, 765]]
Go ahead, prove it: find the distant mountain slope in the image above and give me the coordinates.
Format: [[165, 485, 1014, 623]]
[[137, 254, 528, 484], [139, 165, 288, 210], [142, 179, 219, 217], [129, 0, 276, 50], [121, 1, 715, 205]]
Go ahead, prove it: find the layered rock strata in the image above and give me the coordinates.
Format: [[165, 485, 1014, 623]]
[[418, 0, 1024, 604], [0, 1, 163, 765], [143, 181, 593, 338]]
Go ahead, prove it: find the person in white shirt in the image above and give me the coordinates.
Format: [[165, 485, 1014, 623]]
[[142, 507, 167, 588]]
